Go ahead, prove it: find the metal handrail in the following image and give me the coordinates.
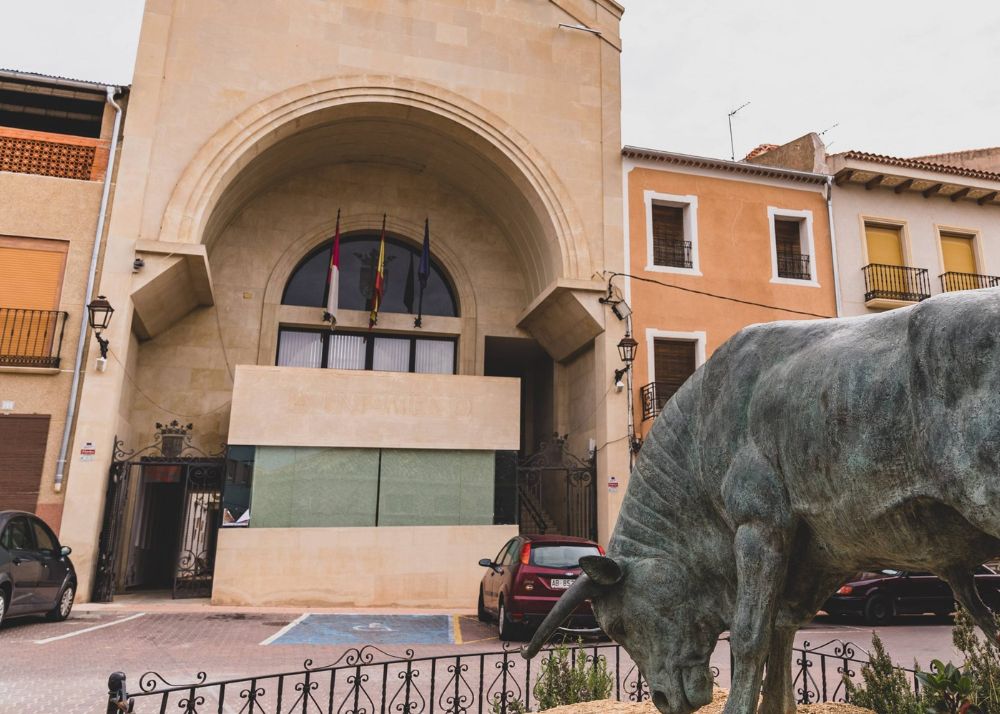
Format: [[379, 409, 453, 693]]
[[776, 253, 811, 280], [652, 239, 693, 269], [640, 382, 680, 422], [939, 271, 1000, 293], [0, 307, 69, 368], [862, 264, 931, 303]]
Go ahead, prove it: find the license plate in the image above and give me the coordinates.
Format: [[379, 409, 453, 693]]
[[551, 578, 575, 589]]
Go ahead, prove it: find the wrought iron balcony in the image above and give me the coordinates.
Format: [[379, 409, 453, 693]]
[[640, 381, 679, 422], [862, 264, 931, 305], [776, 253, 812, 281], [0, 308, 69, 368], [939, 271, 1000, 293], [652, 239, 693, 269]]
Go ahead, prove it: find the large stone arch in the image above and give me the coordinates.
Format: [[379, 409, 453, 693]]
[[158, 75, 591, 301]]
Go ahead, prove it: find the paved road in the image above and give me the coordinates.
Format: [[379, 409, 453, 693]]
[[0, 606, 961, 714]]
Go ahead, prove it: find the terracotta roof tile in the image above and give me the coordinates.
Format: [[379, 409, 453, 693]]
[[837, 150, 1000, 183]]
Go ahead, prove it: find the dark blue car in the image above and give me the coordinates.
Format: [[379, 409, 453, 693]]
[[0, 510, 76, 626]]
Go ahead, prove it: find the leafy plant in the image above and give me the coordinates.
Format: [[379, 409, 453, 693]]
[[916, 660, 975, 714], [532, 640, 615, 710], [952, 605, 1000, 711], [845, 632, 923, 714], [490, 695, 527, 714]]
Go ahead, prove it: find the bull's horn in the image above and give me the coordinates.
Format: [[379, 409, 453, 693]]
[[579, 555, 623, 585], [521, 574, 600, 659]]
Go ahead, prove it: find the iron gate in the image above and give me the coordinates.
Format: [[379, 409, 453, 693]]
[[516, 436, 596, 541], [93, 430, 225, 602]]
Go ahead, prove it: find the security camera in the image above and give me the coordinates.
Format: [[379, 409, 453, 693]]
[[133, 257, 145, 272], [615, 379, 624, 392]]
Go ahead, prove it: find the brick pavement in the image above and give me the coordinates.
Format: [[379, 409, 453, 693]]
[[0, 605, 957, 714]]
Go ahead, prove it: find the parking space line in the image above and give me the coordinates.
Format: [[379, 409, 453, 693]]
[[451, 615, 462, 645], [260, 612, 308, 646], [34, 612, 146, 645]]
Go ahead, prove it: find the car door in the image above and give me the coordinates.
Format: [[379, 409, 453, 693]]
[[1, 517, 43, 613], [495, 539, 520, 606], [485, 539, 514, 612], [30, 517, 65, 607], [903, 572, 944, 614]]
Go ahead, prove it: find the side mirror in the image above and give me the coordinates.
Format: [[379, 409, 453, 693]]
[[479, 558, 493, 568], [60, 545, 72, 558]]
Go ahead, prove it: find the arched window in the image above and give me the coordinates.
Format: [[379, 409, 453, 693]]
[[282, 233, 458, 317]]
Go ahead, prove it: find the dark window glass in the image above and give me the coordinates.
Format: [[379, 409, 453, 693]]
[[276, 328, 456, 375], [1, 517, 34, 551], [529, 544, 601, 569], [495, 539, 514, 564], [31, 519, 57, 553], [282, 234, 458, 317], [500, 540, 520, 566]]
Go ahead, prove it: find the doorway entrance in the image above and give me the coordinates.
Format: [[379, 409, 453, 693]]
[[93, 439, 225, 602]]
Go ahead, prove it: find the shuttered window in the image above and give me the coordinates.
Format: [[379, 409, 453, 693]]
[[653, 339, 697, 410], [651, 204, 691, 268], [940, 232, 977, 274], [0, 237, 68, 309], [774, 219, 802, 256], [0, 414, 51, 513]]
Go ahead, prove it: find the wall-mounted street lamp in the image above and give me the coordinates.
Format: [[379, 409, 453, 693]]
[[616, 332, 638, 364], [86, 295, 114, 371]]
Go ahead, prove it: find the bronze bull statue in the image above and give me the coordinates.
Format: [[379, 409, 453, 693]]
[[524, 289, 1000, 714]]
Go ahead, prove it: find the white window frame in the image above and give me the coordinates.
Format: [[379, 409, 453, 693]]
[[768, 207, 819, 287], [644, 190, 701, 276], [645, 329, 707, 387]]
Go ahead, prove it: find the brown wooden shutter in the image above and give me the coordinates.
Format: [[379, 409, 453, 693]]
[[0, 237, 68, 309], [0, 414, 51, 513], [774, 219, 802, 256], [653, 339, 696, 408], [651, 205, 688, 267]]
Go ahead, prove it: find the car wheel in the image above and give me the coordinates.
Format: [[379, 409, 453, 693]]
[[477, 586, 489, 623], [864, 594, 893, 625], [497, 597, 520, 642], [46, 583, 75, 622], [0, 588, 7, 627]]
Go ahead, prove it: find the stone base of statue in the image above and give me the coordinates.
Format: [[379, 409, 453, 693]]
[[539, 690, 875, 713]]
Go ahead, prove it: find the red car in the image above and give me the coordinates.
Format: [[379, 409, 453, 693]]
[[477, 534, 603, 641]]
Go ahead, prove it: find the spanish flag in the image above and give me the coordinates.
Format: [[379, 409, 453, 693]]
[[324, 209, 341, 326], [369, 214, 387, 328]]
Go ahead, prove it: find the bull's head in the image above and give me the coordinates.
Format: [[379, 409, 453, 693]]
[[522, 555, 725, 714]]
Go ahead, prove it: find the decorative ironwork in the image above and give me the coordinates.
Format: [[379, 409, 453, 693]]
[[940, 271, 1000, 293], [777, 253, 812, 281], [0, 131, 98, 180], [652, 239, 693, 269], [862, 263, 931, 303], [108, 636, 926, 713], [0, 307, 68, 368], [516, 436, 596, 540], [641, 381, 683, 422]]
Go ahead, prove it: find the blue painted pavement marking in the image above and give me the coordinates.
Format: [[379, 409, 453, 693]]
[[267, 614, 455, 646]]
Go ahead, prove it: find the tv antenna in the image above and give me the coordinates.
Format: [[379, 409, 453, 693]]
[[818, 122, 840, 136], [728, 101, 751, 161]]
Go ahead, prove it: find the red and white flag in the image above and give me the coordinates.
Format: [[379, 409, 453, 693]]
[[324, 209, 341, 325]]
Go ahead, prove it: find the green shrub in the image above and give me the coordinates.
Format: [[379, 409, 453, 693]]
[[532, 641, 615, 711], [845, 632, 923, 714], [916, 659, 975, 713], [952, 605, 1000, 711]]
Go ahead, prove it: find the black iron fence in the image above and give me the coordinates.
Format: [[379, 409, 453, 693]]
[[0, 307, 68, 368], [652, 239, 693, 269], [776, 253, 811, 281], [862, 264, 931, 303], [939, 271, 1000, 293], [640, 382, 678, 422], [106, 637, 920, 713]]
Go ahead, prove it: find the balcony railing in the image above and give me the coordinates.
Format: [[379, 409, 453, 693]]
[[939, 271, 1000, 293], [0, 308, 69, 368], [862, 264, 931, 304], [652, 239, 693, 269], [640, 381, 679, 422], [776, 252, 812, 280], [0, 126, 110, 181]]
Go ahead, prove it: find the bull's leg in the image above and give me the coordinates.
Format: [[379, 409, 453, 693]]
[[723, 523, 788, 714], [944, 568, 999, 642], [758, 625, 796, 714]]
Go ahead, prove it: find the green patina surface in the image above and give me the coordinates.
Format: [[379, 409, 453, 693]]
[[250, 446, 493, 527]]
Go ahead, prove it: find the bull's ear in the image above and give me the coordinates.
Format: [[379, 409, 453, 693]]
[[579, 555, 623, 586]]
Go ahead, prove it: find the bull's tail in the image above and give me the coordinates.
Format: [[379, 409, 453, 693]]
[[944, 569, 999, 644]]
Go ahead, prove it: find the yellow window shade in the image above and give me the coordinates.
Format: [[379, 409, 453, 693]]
[[865, 225, 904, 266], [940, 233, 977, 274], [0, 243, 67, 310]]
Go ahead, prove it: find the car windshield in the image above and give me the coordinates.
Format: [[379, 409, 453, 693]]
[[880, 569, 902, 577], [530, 544, 601, 569]]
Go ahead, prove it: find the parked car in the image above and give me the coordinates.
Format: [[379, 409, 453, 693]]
[[0, 511, 76, 626], [823, 566, 1000, 625], [477, 534, 604, 641]]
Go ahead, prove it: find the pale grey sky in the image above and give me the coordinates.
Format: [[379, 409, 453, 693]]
[[1, 1, 998, 160]]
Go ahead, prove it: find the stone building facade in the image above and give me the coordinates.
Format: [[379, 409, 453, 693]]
[[55, 0, 629, 607]]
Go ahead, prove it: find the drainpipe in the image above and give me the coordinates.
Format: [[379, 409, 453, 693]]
[[54, 86, 123, 492], [826, 176, 843, 318]]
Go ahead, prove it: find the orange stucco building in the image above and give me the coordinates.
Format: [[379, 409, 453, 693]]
[[620, 148, 839, 450]]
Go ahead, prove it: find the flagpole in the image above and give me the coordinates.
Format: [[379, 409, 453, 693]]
[[415, 217, 429, 328], [370, 213, 387, 330], [323, 208, 340, 328]]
